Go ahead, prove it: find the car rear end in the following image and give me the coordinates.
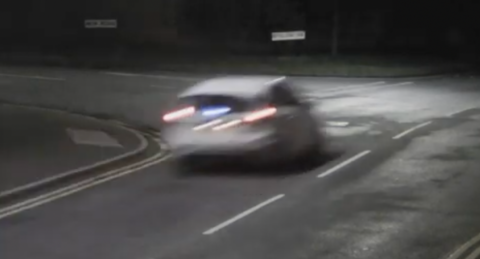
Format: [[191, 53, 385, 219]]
[[162, 94, 282, 166]]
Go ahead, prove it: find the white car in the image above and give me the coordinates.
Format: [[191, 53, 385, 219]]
[[162, 76, 325, 169]]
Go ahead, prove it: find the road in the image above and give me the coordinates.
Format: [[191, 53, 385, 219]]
[[1, 66, 480, 259], [0, 103, 150, 204]]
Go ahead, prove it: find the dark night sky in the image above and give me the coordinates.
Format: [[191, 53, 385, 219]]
[[0, 0, 478, 57]]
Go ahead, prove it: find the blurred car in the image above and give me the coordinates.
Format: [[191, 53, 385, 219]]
[[161, 76, 325, 169]]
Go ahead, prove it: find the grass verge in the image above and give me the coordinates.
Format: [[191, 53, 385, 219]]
[[148, 55, 470, 77], [0, 51, 470, 77]]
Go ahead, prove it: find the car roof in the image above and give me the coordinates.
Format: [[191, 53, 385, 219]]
[[179, 76, 286, 98]]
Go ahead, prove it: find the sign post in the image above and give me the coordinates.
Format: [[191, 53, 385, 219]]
[[271, 30, 306, 56], [332, 0, 339, 56], [84, 20, 118, 29], [83, 19, 121, 63], [271, 31, 306, 42]]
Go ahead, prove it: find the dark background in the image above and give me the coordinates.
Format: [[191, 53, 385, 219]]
[[0, 0, 478, 60]]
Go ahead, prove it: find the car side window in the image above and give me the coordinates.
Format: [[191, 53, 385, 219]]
[[270, 83, 301, 107]]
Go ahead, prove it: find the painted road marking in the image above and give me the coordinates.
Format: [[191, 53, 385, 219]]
[[264, 76, 286, 86], [67, 128, 123, 148], [0, 73, 65, 81], [0, 152, 171, 220], [338, 81, 413, 92], [101, 71, 198, 81], [466, 247, 480, 259], [150, 85, 185, 89], [447, 106, 478, 117], [203, 194, 285, 235], [392, 121, 432, 140], [102, 72, 138, 77], [446, 233, 480, 259], [301, 81, 384, 97], [321, 81, 386, 92], [326, 121, 349, 127], [309, 81, 413, 98], [318, 150, 371, 178], [387, 81, 413, 86], [0, 123, 148, 200], [324, 126, 371, 137]]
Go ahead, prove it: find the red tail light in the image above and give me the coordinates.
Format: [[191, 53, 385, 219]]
[[243, 107, 277, 122], [163, 106, 195, 122]]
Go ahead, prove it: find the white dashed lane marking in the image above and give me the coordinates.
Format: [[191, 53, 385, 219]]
[[318, 150, 371, 178], [203, 194, 285, 235]]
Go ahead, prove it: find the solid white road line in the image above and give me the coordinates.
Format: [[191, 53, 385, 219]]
[[392, 121, 432, 140], [0, 73, 65, 81], [321, 81, 386, 92], [264, 76, 286, 86], [446, 232, 480, 259], [101, 71, 198, 81], [102, 72, 139, 77], [447, 106, 477, 117], [466, 246, 480, 259], [150, 84, 184, 89], [317, 150, 371, 178], [310, 81, 413, 98], [387, 81, 414, 86], [337, 81, 413, 93], [0, 152, 171, 220], [326, 121, 349, 127], [203, 194, 285, 235]]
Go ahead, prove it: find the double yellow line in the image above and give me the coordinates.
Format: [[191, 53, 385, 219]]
[[0, 147, 170, 220]]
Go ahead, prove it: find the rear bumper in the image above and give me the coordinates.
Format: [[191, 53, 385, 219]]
[[171, 137, 278, 158], [164, 126, 285, 164]]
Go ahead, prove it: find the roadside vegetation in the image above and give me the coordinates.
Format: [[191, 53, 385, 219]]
[[147, 55, 468, 77], [0, 51, 469, 77]]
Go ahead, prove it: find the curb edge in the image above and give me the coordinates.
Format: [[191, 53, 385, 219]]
[[0, 102, 150, 201]]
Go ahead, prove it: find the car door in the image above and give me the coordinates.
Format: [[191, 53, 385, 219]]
[[269, 83, 310, 155]]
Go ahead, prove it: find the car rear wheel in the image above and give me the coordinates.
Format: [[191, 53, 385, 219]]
[[175, 156, 206, 173], [297, 123, 325, 165]]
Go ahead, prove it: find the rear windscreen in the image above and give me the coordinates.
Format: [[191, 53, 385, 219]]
[[178, 95, 251, 114]]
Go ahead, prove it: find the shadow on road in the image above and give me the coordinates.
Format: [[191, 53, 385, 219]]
[[175, 149, 343, 179]]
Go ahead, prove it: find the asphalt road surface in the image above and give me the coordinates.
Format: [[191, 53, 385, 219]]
[[0, 103, 145, 200], [1, 66, 480, 259]]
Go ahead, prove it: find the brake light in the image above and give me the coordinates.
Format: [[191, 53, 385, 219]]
[[163, 106, 195, 122], [243, 107, 277, 122]]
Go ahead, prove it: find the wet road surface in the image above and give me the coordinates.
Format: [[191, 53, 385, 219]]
[[1, 67, 480, 259], [0, 104, 144, 199]]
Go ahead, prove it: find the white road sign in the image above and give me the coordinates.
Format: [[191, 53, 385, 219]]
[[85, 19, 117, 29], [271, 31, 305, 41]]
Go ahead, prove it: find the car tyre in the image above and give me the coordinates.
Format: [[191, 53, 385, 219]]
[[175, 156, 202, 173], [298, 124, 326, 166]]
